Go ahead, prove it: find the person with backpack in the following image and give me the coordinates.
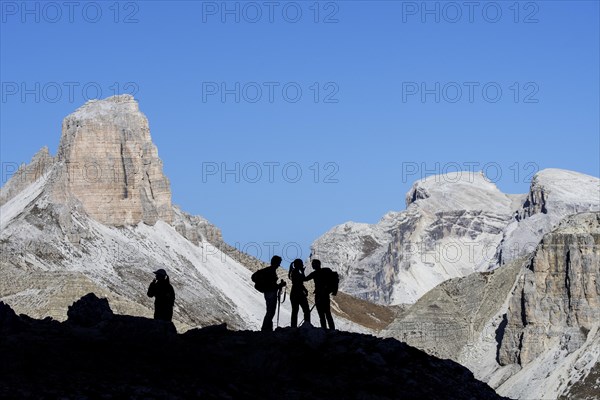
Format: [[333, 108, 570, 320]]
[[288, 258, 311, 328], [147, 268, 175, 322], [252, 255, 287, 332], [304, 259, 337, 330]]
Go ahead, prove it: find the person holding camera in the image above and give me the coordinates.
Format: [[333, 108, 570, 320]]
[[147, 268, 175, 322]]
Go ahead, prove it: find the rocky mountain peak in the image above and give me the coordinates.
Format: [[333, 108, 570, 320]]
[[0, 146, 54, 207], [405, 171, 512, 213], [54, 95, 172, 226], [517, 169, 600, 220]]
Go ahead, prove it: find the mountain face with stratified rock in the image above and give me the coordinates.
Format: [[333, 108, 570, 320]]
[[311, 169, 600, 306], [309, 165, 599, 399], [0, 95, 380, 333], [382, 212, 600, 399], [0, 295, 506, 400]]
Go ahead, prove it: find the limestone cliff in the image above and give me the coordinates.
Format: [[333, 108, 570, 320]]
[[383, 212, 600, 399], [54, 95, 172, 226], [499, 212, 600, 365]]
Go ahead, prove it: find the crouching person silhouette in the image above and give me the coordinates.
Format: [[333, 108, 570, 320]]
[[147, 268, 175, 322], [305, 259, 336, 330], [289, 258, 311, 328], [252, 255, 286, 332]]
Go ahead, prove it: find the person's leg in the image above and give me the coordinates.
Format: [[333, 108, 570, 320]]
[[315, 295, 327, 328], [290, 297, 299, 328], [261, 292, 277, 331], [324, 295, 335, 330], [300, 295, 311, 325]]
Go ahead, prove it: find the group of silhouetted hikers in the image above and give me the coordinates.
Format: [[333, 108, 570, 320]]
[[146, 256, 339, 332], [251, 256, 339, 332]]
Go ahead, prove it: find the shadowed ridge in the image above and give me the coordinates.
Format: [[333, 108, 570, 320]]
[[0, 294, 507, 400]]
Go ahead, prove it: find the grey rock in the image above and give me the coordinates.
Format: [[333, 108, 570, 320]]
[[312, 169, 600, 306], [67, 292, 114, 327], [54, 95, 173, 226]]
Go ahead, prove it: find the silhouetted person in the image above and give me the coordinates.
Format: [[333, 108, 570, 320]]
[[260, 255, 286, 332], [147, 268, 175, 322], [305, 259, 335, 330], [288, 259, 311, 328]]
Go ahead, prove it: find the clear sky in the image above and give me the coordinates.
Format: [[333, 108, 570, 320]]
[[1, 1, 599, 263]]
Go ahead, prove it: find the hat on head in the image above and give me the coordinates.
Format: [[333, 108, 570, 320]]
[[153, 268, 167, 277]]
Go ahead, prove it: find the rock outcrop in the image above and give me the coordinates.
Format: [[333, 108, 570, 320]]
[[382, 256, 524, 361], [498, 212, 600, 365], [0, 146, 54, 207], [54, 95, 172, 226], [312, 169, 600, 306], [0, 297, 505, 400], [497, 169, 600, 264], [312, 171, 520, 304], [66, 292, 114, 327], [383, 212, 600, 400]]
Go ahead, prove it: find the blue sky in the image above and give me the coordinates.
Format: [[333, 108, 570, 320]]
[[1, 1, 599, 262]]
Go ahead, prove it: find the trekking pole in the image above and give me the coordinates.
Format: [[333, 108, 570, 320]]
[[299, 303, 316, 326], [276, 287, 281, 328], [276, 287, 287, 328]]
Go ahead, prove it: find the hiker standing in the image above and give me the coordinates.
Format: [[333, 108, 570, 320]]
[[252, 255, 286, 332], [147, 268, 175, 322], [288, 258, 311, 328], [305, 259, 336, 330]]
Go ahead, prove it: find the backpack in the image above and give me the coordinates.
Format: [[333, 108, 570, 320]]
[[322, 268, 339, 296], [251, 267, 272, 293]]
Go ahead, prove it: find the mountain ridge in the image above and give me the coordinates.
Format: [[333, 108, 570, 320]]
[[311, 168, 600, 305]]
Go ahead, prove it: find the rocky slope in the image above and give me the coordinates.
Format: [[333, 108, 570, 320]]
[[383, 212, 600, 399], [311, 170, 600, 305], [0, 295, 505, 400], [0, 146, 54, 207], [0, 95, 380, 333]]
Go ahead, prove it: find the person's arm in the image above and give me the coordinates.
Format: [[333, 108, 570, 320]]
[[304, 271, 315, 282], [168, 284, 175, 304], [147, 280, 156, 297]]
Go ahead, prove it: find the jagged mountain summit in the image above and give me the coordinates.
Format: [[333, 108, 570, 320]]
[[0, 296, 506, 400], [0, 95, 375, 332], [383, 211, 600, 399], [311, 169, 600, 305]]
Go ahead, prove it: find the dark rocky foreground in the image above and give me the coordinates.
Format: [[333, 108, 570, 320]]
[[0, 294, 506, 400]]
